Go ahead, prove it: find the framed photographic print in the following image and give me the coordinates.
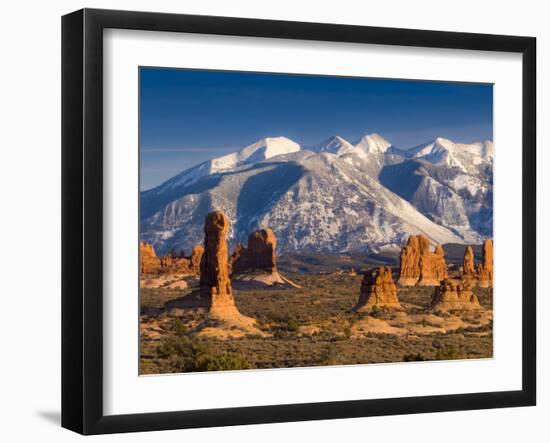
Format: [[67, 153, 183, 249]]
[[62, 8, 536, 435]]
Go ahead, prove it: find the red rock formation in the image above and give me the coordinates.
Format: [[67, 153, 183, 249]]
[[159, 255, 191, 273], [163, 211, 263, 338], [398, 235, 447, 286], [139, 241, 204, 277], [477, 239, 493, 288], [354, 266, 401, 312], [431, 278, 482, 311], [462, 246, 476, 280], [248, 229, 277, 272], [189, 244, 204, 274], [232, 229, 277, 274], [398, 235, 422, 286], [199, 211, 250, 321], [418, 244, 448, 286], [140, 241, 161, 274], [230, 242, 246, 274]]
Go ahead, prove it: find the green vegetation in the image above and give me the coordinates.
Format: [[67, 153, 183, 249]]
[[156, 335, 252, 372], [140, 272, 493, 374]]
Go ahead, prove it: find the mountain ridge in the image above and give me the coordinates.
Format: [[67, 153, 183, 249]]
[[141, 133, 493, 255]]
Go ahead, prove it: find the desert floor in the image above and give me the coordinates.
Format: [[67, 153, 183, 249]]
[[139, 272, 493, 374]]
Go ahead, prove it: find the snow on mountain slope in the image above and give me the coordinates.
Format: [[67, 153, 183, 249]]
[[140, 134, 493, 255], [141, 150, 463, 255], [160, 136, 301, 191], [379, 158, 492, 241], [354, 133, 393, 155], [231, 136, 301, 164], [309, 136, 356, 156], [404, 137, 493, 174]]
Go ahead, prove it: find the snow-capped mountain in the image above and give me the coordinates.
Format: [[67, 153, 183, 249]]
[[158, 137, 301, 191], [355, 133, 393, 155], [378, 137, 493, 241], [141, 134, 493, 255], [404, 137, 493, 174], [309, 136, 356, 156]]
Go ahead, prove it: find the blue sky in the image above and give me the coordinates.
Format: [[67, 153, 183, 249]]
[[140, 67, 493, 190]]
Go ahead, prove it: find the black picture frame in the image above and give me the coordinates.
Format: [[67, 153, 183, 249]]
[[62, 8, 537, 435]]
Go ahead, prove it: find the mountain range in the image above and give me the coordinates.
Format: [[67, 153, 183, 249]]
[[140, 134, 493, 256]]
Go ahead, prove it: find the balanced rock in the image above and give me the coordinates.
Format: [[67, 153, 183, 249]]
[[477, 239, 493, 288], [431, 278, 482, 311], [398, 235, 447, 286], [354, 266, 401, 312]]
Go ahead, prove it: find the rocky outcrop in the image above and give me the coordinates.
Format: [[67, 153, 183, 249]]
[[198, 211, 262, 334], [232, 229, 277, 274], [230, 228, 300, 289], [229, 242, 246, 274], [398, 235, 447, 286], [418, 244, 448, 286], [199, 211, 236, 313], [460, 240, 493, 287], [248, 229, 277, 272], [140, 241, 161, 274], [398, 235, 425, 285], [140, 240, 204, 277], [477, 239, 493, 288], [462, 246, 476, 280], [159, 255, 192, 273], [189, 244, 204, 274], [353, 266, 401, 312], [431, 278, 482, 311]]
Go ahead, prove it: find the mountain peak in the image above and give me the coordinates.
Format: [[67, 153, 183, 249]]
[[238, 136, 301, 164], [355, 133, 392, 154], [432, 137, 456, 149], [310, 135, 355, 155]]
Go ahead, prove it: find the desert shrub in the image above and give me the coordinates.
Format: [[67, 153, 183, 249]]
[[286, 318, 300, 332], [434, 346, 464, 361], [370, 305, 381, 318], [403, 353, 427, 362], [159, 336, 205, 362], [195, 352, 252, 371], [171, 319, 188, 336], [342, 326, 352, 340], [273, 328, 293, 340], [158, 335, 252, 372]]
